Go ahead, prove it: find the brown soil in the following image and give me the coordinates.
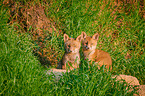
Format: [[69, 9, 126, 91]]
[[4, 0, 61, 66]]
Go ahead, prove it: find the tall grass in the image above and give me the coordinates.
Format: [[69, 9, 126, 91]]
[[51, 62, 136, 96], [46, 0, 145, 84], [0, 7, 53, 95], [0, 0, 144, 95]]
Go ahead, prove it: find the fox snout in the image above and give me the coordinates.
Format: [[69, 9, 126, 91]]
[[65, 45, 72, 53], [84, 45, 89, 49], [66, 48, 72, 53], [83, 42, 89, 49]]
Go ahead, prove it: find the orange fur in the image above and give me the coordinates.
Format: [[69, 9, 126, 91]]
[[58, 34, 82, 70], [81, 32, 112, 70]]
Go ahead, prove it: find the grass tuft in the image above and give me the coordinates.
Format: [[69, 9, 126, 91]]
[[0, 0, 144, 95]]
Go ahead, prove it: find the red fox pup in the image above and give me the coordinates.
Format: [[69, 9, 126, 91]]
[[81, 32, 112, 70], [58, 34, 82, 70]]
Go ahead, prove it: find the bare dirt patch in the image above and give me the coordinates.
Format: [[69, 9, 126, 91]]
[[5, 1, 62, 66]]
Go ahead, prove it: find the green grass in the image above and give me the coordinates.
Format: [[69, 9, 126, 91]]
[[0, 6, 53, 95], [46, 0, 145, 84], [51, 62, 136, 96], [0, 0, 144, 95]]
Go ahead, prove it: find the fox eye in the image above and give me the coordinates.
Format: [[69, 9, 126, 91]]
[[85, 41, 88, 45], [68, 45, 71, 47]]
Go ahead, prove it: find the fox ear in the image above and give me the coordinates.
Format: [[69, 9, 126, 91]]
[[81, 32, 87, 39], [76, 35, 82, 42], [64, 34, 69, 42], [92, 33, 99, 40]]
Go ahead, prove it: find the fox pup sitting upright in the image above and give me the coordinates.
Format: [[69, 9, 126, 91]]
[[58, 34, 82, 70], [81, 32, 112, 70]]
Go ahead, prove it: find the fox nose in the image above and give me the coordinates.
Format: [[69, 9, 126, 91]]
[[68, 49, 72, 53], [85, 46, 89, 49]]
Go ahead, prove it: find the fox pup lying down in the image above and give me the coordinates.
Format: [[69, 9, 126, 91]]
[[81, 32, 112, 70], [57, 34, 82, 70]]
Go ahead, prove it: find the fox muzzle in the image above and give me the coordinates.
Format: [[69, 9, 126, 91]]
[[84, 46, 89, 49]]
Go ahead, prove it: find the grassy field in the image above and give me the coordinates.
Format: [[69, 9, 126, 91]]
[[0, 0, 144, 95]]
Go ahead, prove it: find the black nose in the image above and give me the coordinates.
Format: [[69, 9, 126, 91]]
[[68, 49, 72, 53], [85, 46, 89, 49]]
